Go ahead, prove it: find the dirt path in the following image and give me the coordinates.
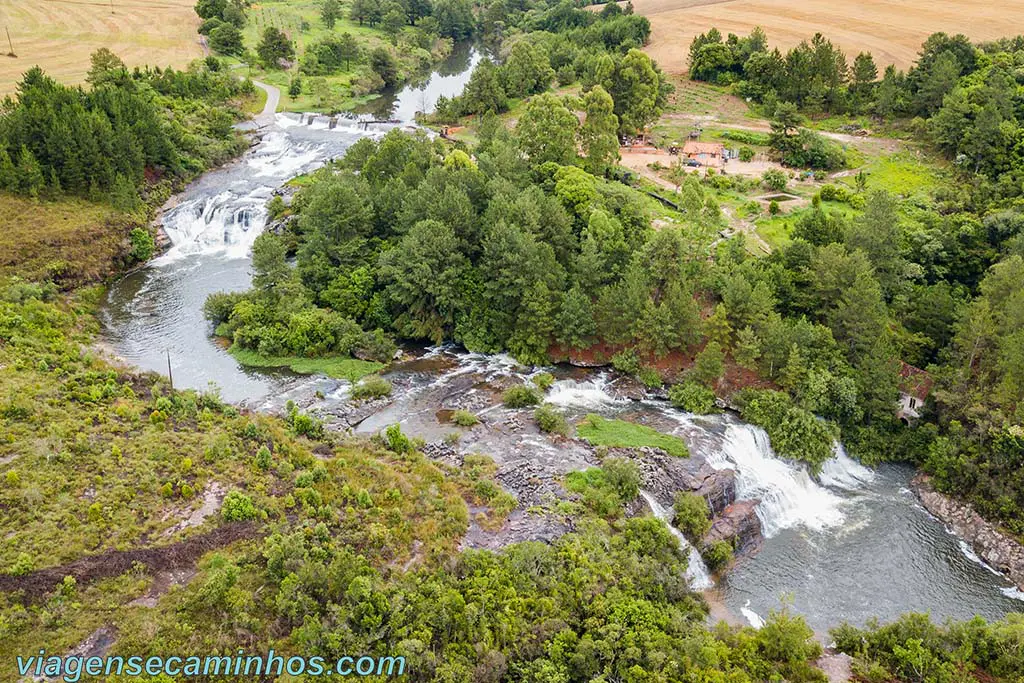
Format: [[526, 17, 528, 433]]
[[722, 206, 772, 254], [252, 80, 280, 127], [663, 113, 904, 153], [0, 521, 261, 602]]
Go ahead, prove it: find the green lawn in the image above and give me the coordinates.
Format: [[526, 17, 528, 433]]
[[229, 346, 383, 381], [576, 415, 689, 457]]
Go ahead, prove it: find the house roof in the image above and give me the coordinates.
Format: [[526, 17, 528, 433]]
[[898, 362, 933, 402], [682, 141, 724, 155]]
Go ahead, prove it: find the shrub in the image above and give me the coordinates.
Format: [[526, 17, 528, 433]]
[[254, 445, 272, 470], [703, 539, 733, 571], [637, 366, 662, 388], [451, 409, 479, 427], [768, 199, 781, 215], [351, 375, 392, 400], [673, 491, 711, 541], [129, 228, 155, 261], [668, 381, 716, 414], [532, 372, 555, 392], [762, 168, 787, 191], [383, 423, 414, 454], [534, 403, 568, 435], [601, 456, 640, 502], [221, 491, 261, 521], [611, 348, 641, 375], [738, 146, 755, 162], [503, 385, 541, 408]]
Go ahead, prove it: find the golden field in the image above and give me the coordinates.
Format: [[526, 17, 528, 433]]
[[0, 0, 204, 95], [630, 0, 1024, 73]]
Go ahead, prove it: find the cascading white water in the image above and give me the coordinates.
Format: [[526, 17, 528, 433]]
[[545, 374, 625, 410], [819, 442, 875, 490], [640, 491, 714, 590], [705, 424, 847, 538]]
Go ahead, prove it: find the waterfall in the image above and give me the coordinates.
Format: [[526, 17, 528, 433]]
[[640, 491, 714, 590], [705, 424, 846, 538], [818, 442, 875, 490], [546, 374, 624, 410]]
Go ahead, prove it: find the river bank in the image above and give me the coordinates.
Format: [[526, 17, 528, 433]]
[[912, 473, 1024, 592]]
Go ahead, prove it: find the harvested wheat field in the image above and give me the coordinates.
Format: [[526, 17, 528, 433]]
[[0, 0, 204, 94], [631, 0, 1024, 73]]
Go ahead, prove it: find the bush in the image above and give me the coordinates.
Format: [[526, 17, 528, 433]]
[[738, 146, 755, 162], [611, 348, 641, 375], [451, 409, 479, 427], [601, 456, 640, 502], [532, 372, 555, 392], [762, 168, 787, 191], [637, 366, 662, 388], [503, 385, 541, 408], [129, 228, 155, 262], [254, 445, 272, 470], [702, 539, 733, 571], [668, 381, 716, 414], [534, 403, 568, 435], [221, 491, 261, 521], [768, 199, 781, 215], [351, 375, 392, 400], [384, 423, 414, 454], [673, 491, 711, 541]]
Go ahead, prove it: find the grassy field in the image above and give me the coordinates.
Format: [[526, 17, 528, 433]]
[[576, 414, 690, 457], [228, 346, 384, 381], [630, 0, 1024, 73], [0, 0, 205, 95], [235, 0, 395, 112], [0, 194, 136, 288]]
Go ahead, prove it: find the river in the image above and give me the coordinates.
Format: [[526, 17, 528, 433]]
[[98, 54, 1023, 634]]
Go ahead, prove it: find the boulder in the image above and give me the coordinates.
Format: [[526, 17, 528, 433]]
[[703, 499, 762, 554]]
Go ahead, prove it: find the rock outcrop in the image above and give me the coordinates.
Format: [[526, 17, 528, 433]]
[[703, 500, 763, 555], [912, 474, 1024, 591]]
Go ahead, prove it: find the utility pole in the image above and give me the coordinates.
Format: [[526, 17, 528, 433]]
[[166, 349, 174, 391], [5, 27, 15, 57], [109, 0, 114, 14]]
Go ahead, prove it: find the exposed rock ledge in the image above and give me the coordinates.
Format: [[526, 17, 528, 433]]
[[912, 473, 1024, 590]]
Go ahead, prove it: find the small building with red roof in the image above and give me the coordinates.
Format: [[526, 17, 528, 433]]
[[897, 361, 933, 423]]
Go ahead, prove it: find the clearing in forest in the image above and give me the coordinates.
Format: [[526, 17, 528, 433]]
[[630, 0, 1023, 73], [0, 0, 204, 95]]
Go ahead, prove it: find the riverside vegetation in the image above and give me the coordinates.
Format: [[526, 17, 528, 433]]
[[1, 5, 1024, 682]]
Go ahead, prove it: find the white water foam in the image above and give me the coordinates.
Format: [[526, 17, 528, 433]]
[[741, 600, 766, 629], [546, 374, 625, 411], [705, 424, 847, 538], [640, 491, 714, 590], [818, 442, 875, 491]]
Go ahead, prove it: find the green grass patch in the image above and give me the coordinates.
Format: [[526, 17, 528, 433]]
[[839, 152, 944, 196], [228, 346, 382, 381], [576, 414, 689, 457]]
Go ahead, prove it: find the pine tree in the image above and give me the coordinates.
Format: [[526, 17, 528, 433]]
[[556, 286, 596, 350], [704, 303, 733, 349], [0, 148, 16, 190], [734, 327, 762, 370], [17, 146, 45, 199]]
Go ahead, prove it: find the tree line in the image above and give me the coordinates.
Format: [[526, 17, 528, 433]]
[[0, 50, 253, 207]]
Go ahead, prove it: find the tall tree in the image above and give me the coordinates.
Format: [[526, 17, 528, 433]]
[[579, 85, 620, 175]]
